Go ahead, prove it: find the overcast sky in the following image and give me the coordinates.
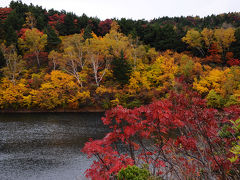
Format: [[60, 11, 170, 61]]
[[1, 0, 240, 20]]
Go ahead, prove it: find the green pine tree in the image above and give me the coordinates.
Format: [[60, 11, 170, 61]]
[[44, 25, 61, 52], [111, 50, 132, 86], [83, 24, 93, 39]]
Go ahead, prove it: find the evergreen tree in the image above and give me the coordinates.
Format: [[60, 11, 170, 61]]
[[9, 1, 28, 25], [36, 15, 46, 30], [88, 17, 100, 35], [154, 24, 177, 51], [0, 50, 5, 67], [83, 24, 93, 39], [62, 13, 76, 35], [4, 9, 24, 31], [117, 18, 135, 36], [4, 25, 17, 46], [77, 13, 89, 30], [3, 10, 23, 45], [111, 50, 132, 86], [44, 25, 61, 52], [230, 28, 240, 59], [27, 3, 48, 30], [0, 19, 4, 40]]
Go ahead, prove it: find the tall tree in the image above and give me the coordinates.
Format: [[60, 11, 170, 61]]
[[61, 33, 86, 69], [230, 27, 240, 59], [4, 9, 24, 31], [0, 44, 25, 84], [214, 28, 236, 56], [56, 33, 87, 87], [18, 28, 47, 66], [182, 29, 205, 56], [3, 10, 23, 45], [98, 19, 112, 36], [83, 24, 93, 39], [61, 13, 76, 35], [201, 28, 215, 50], [23, 12, 36, 29], [111, 50, 131, 86], [4, 25, 17, 46], [48, 50, 61, 70], [44, 25, 61, 52], [86, 33, 111, 86]]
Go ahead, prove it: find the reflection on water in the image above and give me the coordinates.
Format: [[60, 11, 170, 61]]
[[0, 112, 107, 180]]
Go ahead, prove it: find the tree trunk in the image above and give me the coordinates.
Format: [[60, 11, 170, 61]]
[[35, 51, 40, 67]]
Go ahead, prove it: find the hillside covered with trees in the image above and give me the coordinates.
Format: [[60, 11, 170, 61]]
[[0, 1, 240, 111], [0, 1, 240, 179]]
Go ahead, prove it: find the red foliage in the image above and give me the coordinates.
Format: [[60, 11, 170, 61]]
[[48, 14, 66, 27], [83, 90, 240, 179], [227, 58, 240, 66], [18, 28, 44, 40], [98, 19, 112, 36], [83, 138, 134, 180], [24, 52, 48, 66], [226, 52, 240, 66], [17, 28, 29, 38], [0, 8, 12, 21], [205, 43, 222, 63], [73, 19, 78, 25]]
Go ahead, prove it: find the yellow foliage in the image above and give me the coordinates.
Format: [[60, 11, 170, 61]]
[[22, 95, 32, 109], [110, 98, 120, 107], [99, 69, 113, 80], [193, 78, 210, 94], [128, 70, 150, 93], [18, 28, 47, 54], [18, 28, 47, 66], [214, 28, 235, 52], [68, 90, 91, 108], [96, 85, 116, 95], [128, 55, 178, 93], [23, 12, 36, 29], [182, 29, 203, 48], [193, 67, 240, 104], [193, 69, 225, 94], [201, 28, 215, 49], [30, 70, 84, 109], [0, 44, 25, 83], [183, 28, 236, 56], [0, 78, 29, 109], [193, 62, 203, 74]]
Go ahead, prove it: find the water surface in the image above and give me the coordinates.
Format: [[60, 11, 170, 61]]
[[0, 112, 107, 180]]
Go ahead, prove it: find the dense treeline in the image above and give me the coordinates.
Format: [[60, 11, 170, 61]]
[[1, 1, 240, 56], [0, 0, 239, 111]]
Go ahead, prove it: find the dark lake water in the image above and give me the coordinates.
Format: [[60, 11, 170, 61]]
[[0, 112, 108, 180]]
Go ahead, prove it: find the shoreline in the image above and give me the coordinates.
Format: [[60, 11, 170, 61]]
[[0, 107, 106, 113]]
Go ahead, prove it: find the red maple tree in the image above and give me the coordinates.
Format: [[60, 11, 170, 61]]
[[83, 90, 240, 179], [0, 8, 12, 21]]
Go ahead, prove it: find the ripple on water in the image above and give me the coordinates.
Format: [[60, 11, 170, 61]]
[[0, 112, 107, 180]]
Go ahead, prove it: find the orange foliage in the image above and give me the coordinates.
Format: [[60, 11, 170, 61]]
[[204, 43, 222, 63]]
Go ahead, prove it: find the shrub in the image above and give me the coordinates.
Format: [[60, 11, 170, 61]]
[[118, 165, 150, 180]]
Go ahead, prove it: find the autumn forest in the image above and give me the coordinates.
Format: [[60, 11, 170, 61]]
[[0, 1, 240, 179]]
